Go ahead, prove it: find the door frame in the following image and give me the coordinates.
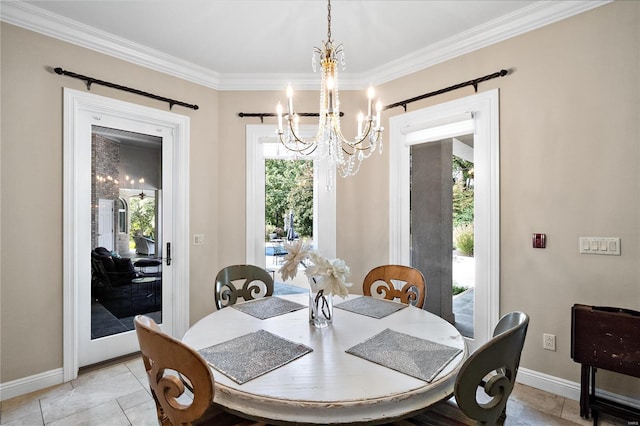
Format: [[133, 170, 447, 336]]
[[389, 89, 500, 351], [62, 88, 190, 381], [246, 124, 336, 265]]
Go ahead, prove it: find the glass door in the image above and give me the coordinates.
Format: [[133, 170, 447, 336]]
[[76, 113, 176, 368], [90, 126, 164, 341]]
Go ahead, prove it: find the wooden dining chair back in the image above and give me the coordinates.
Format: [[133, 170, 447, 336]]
[[134, 315, 215, 425], [362, 265, 426, 308], [454, 311, 529, 425], [134, 315, 265, 426], [214, 264, 274, 310]]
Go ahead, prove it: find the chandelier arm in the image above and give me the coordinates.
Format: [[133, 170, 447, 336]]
[[330, 117, 380, 150], [278, 132, 319, 155], [277, 118, 320, 154]]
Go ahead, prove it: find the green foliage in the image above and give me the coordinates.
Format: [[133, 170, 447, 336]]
[[452, 156, 474, 227], [452, 283, 468, 295], [454, 224, 474, 256], [265, 159, 313, 238], [129, 197, 156, 240]]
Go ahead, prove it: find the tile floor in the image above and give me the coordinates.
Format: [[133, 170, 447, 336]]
[[0, 355, 630, 426]]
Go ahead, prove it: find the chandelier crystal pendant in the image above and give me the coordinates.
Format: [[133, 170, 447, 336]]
[[276, 0, 383, 188]]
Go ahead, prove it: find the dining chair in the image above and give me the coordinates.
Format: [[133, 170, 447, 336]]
[[362, 265, 426, 308], [454, 311, 530, 425], [214, 264, 274, 310], [134, 315, 264, 426]]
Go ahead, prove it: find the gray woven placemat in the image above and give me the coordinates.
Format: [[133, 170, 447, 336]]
[[198, 329, 313, 384], [232, 296, 305, 319], [346, 328, 462, 382], [335, 296, 407, 319]]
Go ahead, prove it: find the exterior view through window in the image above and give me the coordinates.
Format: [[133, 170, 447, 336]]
[[265, 159, 313, 284]]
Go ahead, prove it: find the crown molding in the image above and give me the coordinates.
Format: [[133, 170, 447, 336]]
[[219, 72, 372, 91], [1, 0, 611, 91], [364, 0, 612, 85], [0, 1, 222, 89]]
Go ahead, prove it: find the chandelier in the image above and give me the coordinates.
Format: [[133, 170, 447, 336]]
[[276, 0, 383, 187]]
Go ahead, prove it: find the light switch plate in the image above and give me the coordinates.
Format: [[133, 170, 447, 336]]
[[579, 237, 620, 255]]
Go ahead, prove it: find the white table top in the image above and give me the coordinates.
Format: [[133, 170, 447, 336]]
[[182, 294, 467, 425]]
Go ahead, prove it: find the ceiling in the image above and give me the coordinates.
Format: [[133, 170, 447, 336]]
[[3, 1, 608, 90]]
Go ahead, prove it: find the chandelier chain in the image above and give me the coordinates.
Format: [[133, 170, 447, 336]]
[[327, 0, 332, 42]]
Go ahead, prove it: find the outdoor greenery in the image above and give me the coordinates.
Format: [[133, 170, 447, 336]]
[[129, 197, 156, 241], [454, 224, 474, 256], [265, 159, 313, 240], [452, 283, 468, 295], [452, 156, 474, 227], [452, 155, 474, 257]]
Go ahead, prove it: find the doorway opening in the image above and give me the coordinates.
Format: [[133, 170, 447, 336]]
[[410, 134, 476, 338], [389, 89, 499, 352], [245, 125, 336, 277], [264, 158, 314, 285]]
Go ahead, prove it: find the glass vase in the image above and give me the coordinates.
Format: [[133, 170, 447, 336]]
[[308, 280, 333, 328]]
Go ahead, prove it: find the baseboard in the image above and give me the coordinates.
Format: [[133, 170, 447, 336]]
[[517, 367, 582, 400], [2, 365, 637, 410], [517, 367, 640, 409], [0, 368, 64, 401]]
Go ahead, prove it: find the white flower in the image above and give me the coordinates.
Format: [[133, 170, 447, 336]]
[[305, 252, 352, 298], [278, 239, 312, 281]]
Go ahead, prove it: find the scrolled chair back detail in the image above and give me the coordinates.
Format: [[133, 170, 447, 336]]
[[134, 315, 215, 426], [214, 265, 274, 310], [363, 265, 426, 308], [454, 311, 529, 425]]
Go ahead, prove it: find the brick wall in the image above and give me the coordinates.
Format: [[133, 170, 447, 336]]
[[91, 134, 123, 251]]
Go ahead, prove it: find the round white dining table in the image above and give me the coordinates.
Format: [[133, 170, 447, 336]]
[[182, 294, 467, 425]]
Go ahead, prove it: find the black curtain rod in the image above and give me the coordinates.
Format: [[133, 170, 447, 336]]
[[54, 67, 199, 111], [237, 69, 508, 120], [384, 69, 509, 112], [238, 111, 344, 123]]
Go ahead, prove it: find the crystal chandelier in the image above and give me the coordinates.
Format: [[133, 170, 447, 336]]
[[276, 0, 383, 188]]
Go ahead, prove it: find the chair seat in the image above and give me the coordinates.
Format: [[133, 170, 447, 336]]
[[134, 259, 162, 268]]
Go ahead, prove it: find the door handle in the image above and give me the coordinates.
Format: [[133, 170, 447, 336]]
[[166, 242, 171, 266]]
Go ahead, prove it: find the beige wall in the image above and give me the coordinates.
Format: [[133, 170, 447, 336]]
[[0, 23, 220, 381], [1, 0, 639, 399]]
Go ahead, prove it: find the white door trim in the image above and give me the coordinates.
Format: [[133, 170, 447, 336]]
[[62, 88, 190, 381], [246, 124, 336, 266], [389, 89, 500, 350]]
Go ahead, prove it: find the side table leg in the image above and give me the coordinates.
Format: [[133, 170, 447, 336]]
[[580, 365, 590, 418]]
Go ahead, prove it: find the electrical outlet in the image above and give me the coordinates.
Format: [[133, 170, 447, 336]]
[[543, 333, 556, 351]]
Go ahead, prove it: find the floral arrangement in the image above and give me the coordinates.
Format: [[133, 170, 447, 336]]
[[278, 239, 351, 297]]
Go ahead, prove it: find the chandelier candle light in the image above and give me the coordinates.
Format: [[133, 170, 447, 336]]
[[276, 0, 383, 189], [279, 240, 351, 328]]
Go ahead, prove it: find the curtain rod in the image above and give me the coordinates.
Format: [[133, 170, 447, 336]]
[[53, 67, 199, 111], [238, 112, 344, 123], [385, 69, 509, 112], [237, 69, 509, 120]]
